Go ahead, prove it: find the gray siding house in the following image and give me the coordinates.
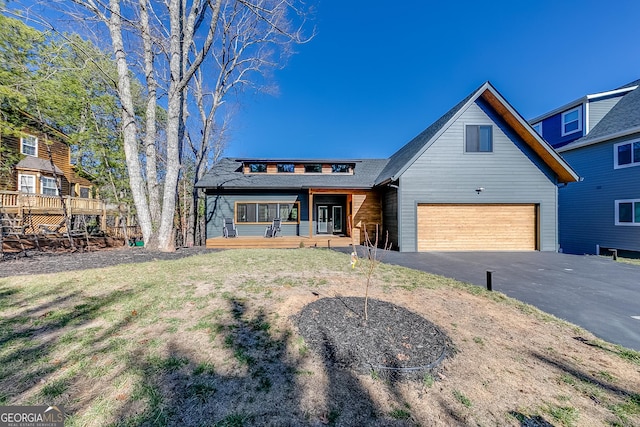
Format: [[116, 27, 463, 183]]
[[548, 81, 640, 255], [198, 82, 578, 251]]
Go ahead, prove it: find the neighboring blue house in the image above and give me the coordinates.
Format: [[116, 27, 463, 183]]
[[198, 82, 578, 252], [529, 80, 640, 255]]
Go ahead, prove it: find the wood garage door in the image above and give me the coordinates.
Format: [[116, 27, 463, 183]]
[[417, 204, 537, 251]]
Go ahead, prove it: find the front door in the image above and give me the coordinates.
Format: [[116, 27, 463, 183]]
[[317, 205, 328, 233], [332, 206, 343, 233]]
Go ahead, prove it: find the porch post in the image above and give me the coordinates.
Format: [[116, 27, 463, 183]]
[[308, 190, 313, 238], [101, 201, 107, 231]]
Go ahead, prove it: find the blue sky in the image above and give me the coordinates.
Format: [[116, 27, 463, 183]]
[[227, 0, 640, 159]]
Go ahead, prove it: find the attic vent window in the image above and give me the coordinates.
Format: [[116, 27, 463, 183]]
[[465, 125, 493, 153], [331, 164, 351, 173], [277, 163, 295, 173], [304, 164, 322, 173], [248, 163, 267, 173]]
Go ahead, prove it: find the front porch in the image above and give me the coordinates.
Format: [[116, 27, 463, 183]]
[[206, 235, 355, 249], [0, 191, 114, 234]]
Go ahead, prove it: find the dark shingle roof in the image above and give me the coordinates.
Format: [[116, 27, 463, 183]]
[[199, 81, 579, 188], [562, 84, 640, 150], [196, 158, 389, 189], [374, 85, 481, 184], [16, 156, 64, 175]]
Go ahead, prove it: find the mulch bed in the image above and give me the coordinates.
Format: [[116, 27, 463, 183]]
[[0, 245, 211, 278], [295, 296, 452, 380]]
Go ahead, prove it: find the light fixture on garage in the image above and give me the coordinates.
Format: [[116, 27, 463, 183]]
[[475, 187, 485, 194]]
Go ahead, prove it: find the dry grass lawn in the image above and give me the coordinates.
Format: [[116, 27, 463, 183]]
[[0, 248, 639, 426]]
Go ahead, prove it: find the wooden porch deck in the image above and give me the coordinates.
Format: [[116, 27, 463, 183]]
[[206, 235, 355, 249]]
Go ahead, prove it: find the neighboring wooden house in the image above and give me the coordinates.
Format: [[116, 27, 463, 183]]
[[198, 82, 579, 251], [0, 115, 107, 233], [530, 80, 640, 255]]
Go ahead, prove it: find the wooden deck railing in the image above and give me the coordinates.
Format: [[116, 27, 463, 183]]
[[0, 191, 106, 214]]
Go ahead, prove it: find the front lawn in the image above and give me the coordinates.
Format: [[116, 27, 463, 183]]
[[0, 249, 638, 426]]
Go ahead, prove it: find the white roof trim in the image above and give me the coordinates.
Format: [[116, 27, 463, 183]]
[[558, 125, 640, 152], [586, 86, 638, 100], [529, 86, 637, 125]]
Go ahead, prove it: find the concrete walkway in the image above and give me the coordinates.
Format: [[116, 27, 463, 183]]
[[337, 249, 640, 351]]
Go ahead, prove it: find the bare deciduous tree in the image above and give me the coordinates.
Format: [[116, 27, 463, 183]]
[[56, 0, 311, 251], [184, 0, 309, 246]]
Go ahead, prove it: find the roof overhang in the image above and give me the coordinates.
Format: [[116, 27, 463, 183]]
[[557, 125, 640, 153], [480, 85, 580, 183], [529, 86, 638, 124]]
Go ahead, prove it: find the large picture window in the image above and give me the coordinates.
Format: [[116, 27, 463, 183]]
[[465, 125, 493, 153], [615, 199, 640, 226], [236, 201, 300, 223], [614, 139, 640, 169]]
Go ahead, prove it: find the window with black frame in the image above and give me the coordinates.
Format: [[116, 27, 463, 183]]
[[236, 202, 300, 223]]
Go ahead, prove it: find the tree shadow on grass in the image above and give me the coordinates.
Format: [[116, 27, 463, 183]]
[[531, 351, 639, 397], [0, 286, 137, 405], [113, 298, 305, 426]]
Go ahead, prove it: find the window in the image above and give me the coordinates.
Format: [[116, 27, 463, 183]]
[[615, 199, 640, 226], [304, 164, 322, 173], [20, 134, 38, 156], [80, 187, 90, 198], [614, 140, 640, 169], [277, 163, 295, 173], [465, 125, 493, 152], [18, 174, 35, 193], [532, 122, 542, 136], [236, 202, 300, 223], [41, 177, 58, 196], [247, 163, 267, 173], [331, 164, 351, 173], [561, 107, 582, 136]]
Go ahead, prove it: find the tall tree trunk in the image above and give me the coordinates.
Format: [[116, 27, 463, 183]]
[[107, 0, 153, 243], [140, 0, 161, 226], [153, 0, 184, 252]]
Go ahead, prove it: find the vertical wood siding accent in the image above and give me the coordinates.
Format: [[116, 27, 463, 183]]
[[352, 190, 382, 244], [398, 100, 558, 252], [588, 96, 624, 132], [559, 133, 640, 254]]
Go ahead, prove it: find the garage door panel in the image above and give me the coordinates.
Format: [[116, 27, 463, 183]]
[[417, 204, 536, 251]]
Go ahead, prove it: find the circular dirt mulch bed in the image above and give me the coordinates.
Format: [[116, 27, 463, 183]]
[[295, 296, 452, 380]]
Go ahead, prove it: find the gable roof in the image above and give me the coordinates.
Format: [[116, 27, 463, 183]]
[[196, 158, 389, 190], [528, 80, 639, 125], [376, 82, 579, 184], [558, 84, 640, 152], [374, 88, 478, 185], [199, 82, 579, 190]]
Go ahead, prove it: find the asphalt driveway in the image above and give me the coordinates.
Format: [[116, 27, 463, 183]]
[[338, 249, 640, 351]]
